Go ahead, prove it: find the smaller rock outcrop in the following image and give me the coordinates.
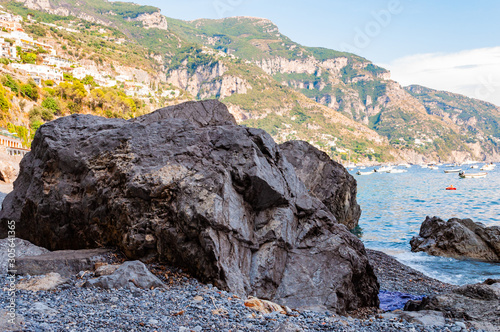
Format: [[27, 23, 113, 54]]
[[410, 216, 500, 262], [279, 140, 361, 229], [405, 279, 500, 331], [84, 261, 165, 290], [0, 238, 49, 272], [15, 249, 113, 277]]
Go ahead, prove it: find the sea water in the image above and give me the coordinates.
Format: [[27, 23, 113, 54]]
[[353, 165, 500, 285]]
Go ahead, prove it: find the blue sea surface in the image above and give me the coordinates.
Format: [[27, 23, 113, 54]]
[[353, 164, 500, 285]]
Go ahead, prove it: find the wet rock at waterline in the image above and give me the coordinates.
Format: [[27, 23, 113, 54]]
[[410, 216, 500, 262], [280, 140, 361, 230], [0, 100, 379, 313], [405, 279, 500, 330]]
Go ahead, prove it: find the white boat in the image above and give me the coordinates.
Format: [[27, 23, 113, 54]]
[[429, 165, 439, 170], [375, 166, 393, 173], [481, 163, 496, 171], [359, 166, 366, 170], [388, 169, 407, 174], [470, 165, 479, 169], [459, 171, 487, 179], [444, 169, 462, 173], [356, 170, 374, 175]]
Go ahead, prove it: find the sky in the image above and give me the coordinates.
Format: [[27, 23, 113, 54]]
[[128, 0, 500, 105]]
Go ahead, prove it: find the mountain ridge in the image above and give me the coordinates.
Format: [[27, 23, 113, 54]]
[[3, 0, 500, 162]]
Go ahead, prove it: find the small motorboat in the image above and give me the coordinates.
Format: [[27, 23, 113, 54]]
[[375, 166, 393, 173], [388, 169, 407, 174], [458, 171, 487, 179], [446, 185, 457, 190], [429, 165, 439, 170], [470, 165, 479, 169], [481, 163, 496, 171], [444, 169, 462, 173], [356, 170, 374, 175]]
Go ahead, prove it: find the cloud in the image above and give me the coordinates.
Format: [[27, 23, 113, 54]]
[[380, 47, 500, 106]]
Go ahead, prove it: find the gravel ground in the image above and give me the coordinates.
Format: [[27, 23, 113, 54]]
[[0, 257, 483, 332]]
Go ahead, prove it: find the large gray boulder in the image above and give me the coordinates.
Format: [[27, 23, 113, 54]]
[[279, 140, 361, 230], [0, 100, 379, 313], [410, 216, 500, 262]]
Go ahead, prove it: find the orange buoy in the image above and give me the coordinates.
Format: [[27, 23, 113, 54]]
[[446, 185, 456, 190]]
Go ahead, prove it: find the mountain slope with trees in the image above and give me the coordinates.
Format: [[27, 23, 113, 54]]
[[2, 0, 499, 162]]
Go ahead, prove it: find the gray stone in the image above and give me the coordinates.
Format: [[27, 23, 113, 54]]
[[84, 260, 165, 290], [17, 272, 67, 291], [0, 100, 379, 313], [15, 249, 113, 277], [274, 321, 304, 332], [94, 264, 120, 277], [411, 216, 500, 262], [0, 238, 49, 273], [147, 318, 159, 325], [0, 309, 24, 332], [30, 302, 58, 316], [399, 310, 446, 327], [280, 140, 361, 230]]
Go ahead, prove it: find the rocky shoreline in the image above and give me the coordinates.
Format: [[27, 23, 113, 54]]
[[1, 245, 488, 332], [0, 100, 498, 331]]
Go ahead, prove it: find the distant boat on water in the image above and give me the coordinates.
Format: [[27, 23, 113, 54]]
[[458, 171, 487, 179], [388, 169, 407, 174], [375, 165, 393, 173], [356, 170, 375, 175], [444, 169, 462, 173], [481, 163, 496, 171]]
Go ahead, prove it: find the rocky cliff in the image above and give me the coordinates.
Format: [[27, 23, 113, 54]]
[[0, 100, 379, 313], [166, 61, 251, 99]]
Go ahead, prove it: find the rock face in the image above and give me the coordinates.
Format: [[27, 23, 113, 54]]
[[410, 216, 500, 262], [279, 140, 361, 230], [0, 100, 379, 313]]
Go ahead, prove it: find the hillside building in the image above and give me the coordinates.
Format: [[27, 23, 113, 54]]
[[10, 63, 63, 83]]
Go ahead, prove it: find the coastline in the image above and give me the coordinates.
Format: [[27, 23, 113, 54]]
[[366, 249, 457, 296]]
